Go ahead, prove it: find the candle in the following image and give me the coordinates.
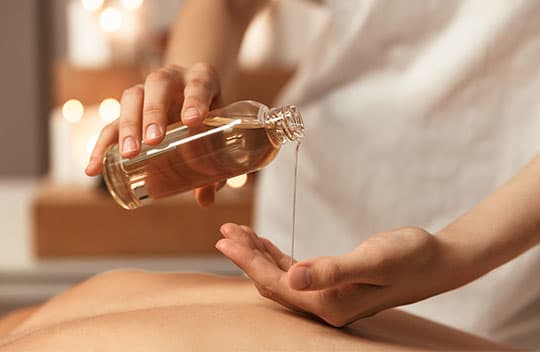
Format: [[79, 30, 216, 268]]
[[50, 102, 110, 185], [67, 0, 112, 68]]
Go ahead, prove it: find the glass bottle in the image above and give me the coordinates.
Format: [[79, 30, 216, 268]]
[[102, 100, 304, 209]]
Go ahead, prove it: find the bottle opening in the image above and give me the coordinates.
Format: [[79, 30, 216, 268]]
[[265, 105, 304, 145]]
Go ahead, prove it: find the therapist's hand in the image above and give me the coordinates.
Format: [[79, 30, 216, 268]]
[[85, 63, 223, 207], [216, 223, 456, 327]]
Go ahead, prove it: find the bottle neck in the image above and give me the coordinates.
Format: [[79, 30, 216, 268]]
[[263, 105, 304, 146]]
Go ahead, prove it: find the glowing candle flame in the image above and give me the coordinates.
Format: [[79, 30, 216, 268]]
[[99, 98, 121, 123], [120, 0, 144, 11], [81, 0, 103, 12], [99, 7, 124, 33], [227, 174, 248, 189], [62, 99, 84, 123]]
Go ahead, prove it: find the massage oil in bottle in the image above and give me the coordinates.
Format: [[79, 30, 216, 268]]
[[102, 100, 304, 209]]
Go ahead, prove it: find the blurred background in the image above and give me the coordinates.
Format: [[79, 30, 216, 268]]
[[0, 0, 325, 314]]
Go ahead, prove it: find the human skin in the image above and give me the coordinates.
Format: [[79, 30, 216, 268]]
[[0, 272, 504, 351], [216, 153, 540, 327]]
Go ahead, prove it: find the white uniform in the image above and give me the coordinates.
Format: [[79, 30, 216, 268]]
[[255, 0, 540, 349]]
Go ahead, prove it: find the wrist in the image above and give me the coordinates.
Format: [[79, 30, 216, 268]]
[[433, 226, 484, 291]]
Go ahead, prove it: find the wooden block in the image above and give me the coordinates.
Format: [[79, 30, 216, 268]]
[[32, 180, 254, 258]]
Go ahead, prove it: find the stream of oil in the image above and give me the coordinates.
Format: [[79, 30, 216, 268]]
[[290, 142, 301, 266]]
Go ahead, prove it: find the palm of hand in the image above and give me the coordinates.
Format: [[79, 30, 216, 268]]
[[217, 224, 442, 327]]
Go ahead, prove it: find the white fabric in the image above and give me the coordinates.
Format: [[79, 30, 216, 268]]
[[254, 0, 540, 349]]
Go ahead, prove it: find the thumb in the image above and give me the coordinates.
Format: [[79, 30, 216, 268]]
[[288, 256, 354, 291], [288, 249, 385, 291]]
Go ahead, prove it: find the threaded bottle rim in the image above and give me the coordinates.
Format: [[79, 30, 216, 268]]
[[264, 105, 304, 144]]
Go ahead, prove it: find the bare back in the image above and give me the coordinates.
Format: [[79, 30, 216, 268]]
[[0, 272, 504, 351]]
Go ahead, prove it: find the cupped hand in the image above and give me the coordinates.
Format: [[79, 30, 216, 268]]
[[85, 63, 223, 207], [216, 223, 453, 327]]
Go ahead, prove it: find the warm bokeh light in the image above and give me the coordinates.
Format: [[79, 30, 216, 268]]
[[99, 7, 124, 33], [81, 0, 103, 12], [99, 98, 121, 123], [121, 12, 139, 38], [62, 99, 84, 123], [120, 0, 144, 11], [227, 174, 248, 189], [86, 134, 99, 155]]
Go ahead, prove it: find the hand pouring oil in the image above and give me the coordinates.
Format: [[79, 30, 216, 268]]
[[102, 100, 304, 260]]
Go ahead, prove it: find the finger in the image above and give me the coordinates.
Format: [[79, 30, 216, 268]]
[[193, 181, 224, 207], [238, 225, 267, 253], [118, 84, 144, 158], [142, 69, 181, 145], [194, 185, 215, 208], [288, 251, 384, 291], [261, 238, 295, 272], [220, 223, 256, 250], [85, 122, 119, 176], [181, 63, 220, 127], [215, 238, 277, 279], [222, 224, 273, 264], [238, 225, 276, 264], [216, 238, 321, 313]]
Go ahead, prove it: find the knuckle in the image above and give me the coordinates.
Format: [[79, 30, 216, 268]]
[[317, 258, 342, 286], [186, 77, 213, 92], [165, 64, 184, 73], [122, 85, 144, 100], [98, 122, 117, 138], [192, 62, 218, 77], [119, 119, 140, 132], [143, 104, 166, 117], [146, 70, 172, 85], [188, 62, 220, 92], [256, 285, 274, 299], [183, 94, 205, 108]]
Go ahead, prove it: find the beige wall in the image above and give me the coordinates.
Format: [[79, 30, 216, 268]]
[[0, 0, 49, 176]]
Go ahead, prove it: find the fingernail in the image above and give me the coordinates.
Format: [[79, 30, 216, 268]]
[[183, 107, 200, 121], [290, 266, 312, 290], [122, 136, 137, 154], [145, 123, 162, 141]]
